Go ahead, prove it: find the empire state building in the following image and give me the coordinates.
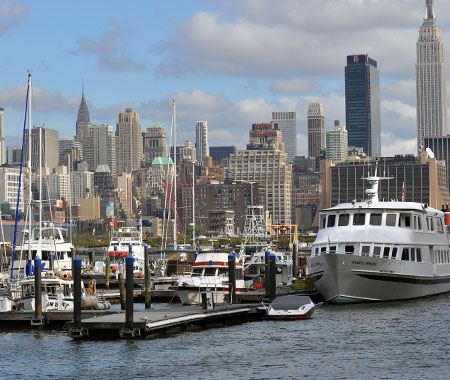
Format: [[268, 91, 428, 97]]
[[416, 0, 447, 154]]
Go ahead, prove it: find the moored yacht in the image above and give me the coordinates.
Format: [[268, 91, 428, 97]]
[[307, 174, 450, 303], [107, 227, 145, 274]]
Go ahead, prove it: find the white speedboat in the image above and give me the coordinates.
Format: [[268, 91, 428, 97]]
[[174, 251, 246, 305], [267, 295, 315, 319], [307, 173, 450, 304]]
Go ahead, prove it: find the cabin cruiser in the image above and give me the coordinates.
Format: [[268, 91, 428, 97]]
[[173, 251, 246, 305], [307, 174, 450, 303], [107, 227, 145, 274]]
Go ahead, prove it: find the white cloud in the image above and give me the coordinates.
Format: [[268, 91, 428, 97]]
[[0, 0, 27, 36], [271, 77, 313, 94], [381, 132, 416, 156]]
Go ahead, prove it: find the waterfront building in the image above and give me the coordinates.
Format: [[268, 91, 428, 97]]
[[116, 108, 143, 174], [25, 126, 59, 172], [226, 123, 292, 225], [307, 104, 324, 160], [272, 112, 297, 163], [345, 54, 381, 157], [0, 108, 5, 165], [195, 121, 209, 166], [209, 146, 236, 165], [0, 167, 24, 212], [84, 124, 116, 177], [326, 120, 348, 163], [143, 122, 167, 166], [207, 210, 235, 236], [416, 0, 447, 154]]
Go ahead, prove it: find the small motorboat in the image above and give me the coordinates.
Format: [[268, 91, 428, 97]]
[[267, 295, 315, 319]]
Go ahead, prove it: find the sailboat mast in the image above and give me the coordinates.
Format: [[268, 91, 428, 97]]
[[38, 126, 42, 256], [172, 99, 177, 249], [68, 153, 72, 244], [27, 74, 32, 260], [192, 161, 195, 249]]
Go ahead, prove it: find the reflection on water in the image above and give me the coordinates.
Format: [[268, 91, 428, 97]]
[[1, 295, 450, 379]]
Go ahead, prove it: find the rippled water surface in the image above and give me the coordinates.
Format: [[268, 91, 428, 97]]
[[1, 295, 450, 379]]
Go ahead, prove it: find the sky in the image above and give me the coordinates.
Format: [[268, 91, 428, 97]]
[[0, 0, 449, 156]]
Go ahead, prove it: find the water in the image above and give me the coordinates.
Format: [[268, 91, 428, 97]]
[[1, 294, 450, 379]]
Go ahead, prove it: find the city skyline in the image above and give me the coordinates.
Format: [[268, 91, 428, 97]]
[[1, 0, 450, 156]]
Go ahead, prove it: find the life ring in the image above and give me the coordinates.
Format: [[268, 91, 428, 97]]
[[67, 274, 72, 280]]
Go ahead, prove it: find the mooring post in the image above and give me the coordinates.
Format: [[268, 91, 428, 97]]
[[90, 250, 95, 271], [292, 242, 298, 280], [118, 273, 126, 310], [264, 249, 271, 299], [73, 255, 82, 328], [125, 253, 134, 330], [228, 250, 236, 304], [34, 256, 42, 319], [105, 256, 110, 290], [144, 245, 151, 309], [269, 253, 277, 301]]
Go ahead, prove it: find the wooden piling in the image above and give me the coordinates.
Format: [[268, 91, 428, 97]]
[[118, 273, 126, 310], [228, 251, 236, 304], [144, 245, 151, 309]]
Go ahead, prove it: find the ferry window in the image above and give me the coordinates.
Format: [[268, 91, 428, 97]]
[[414, 216, 418, 230], [411, 249, 416, 262], [436, 218, 444, 233], [218, 269, 228, 276], [373, 246, 381, 258], [418, 216, 422, 230], [327, 215, 336, 228], [204, 268, 216, 276], [192, 268, 202, 276], [416, 248, 422, 262], [401, 248, 410, 261], [353, 213, 365, 226], [386, 214, 396, 226], [370, 213, 382, 226], [338, 214, 349, 226], [427, 217, 434, 231], [383, 247, 390, 259], [391, 247, 398, 260], [321, 247, 327, 254], [329, 246, 336, 253], [315, 248, 319, 255], [361, 246, 370, 256], [321, 216, 326, 229], [405, 216, 411, 227], [345, 245, 354, 254]]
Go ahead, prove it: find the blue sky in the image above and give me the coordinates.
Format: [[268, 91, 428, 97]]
[[1, 0, 450, 155]]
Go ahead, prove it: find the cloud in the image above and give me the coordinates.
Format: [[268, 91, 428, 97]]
[[155, 0, 437, 80], [381, 132, 416, 156], [0, 85, 79, 114], [271, 77, 313, 95], [73, 22, 146, 72], [0, 0, 27, 36]]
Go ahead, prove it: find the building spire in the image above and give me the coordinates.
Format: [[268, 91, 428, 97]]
[[424, 0, 436, 24]]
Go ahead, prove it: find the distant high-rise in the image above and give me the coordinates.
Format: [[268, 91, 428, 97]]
[[345, 54, 381, 157], [307, 104, 325, 159], [84, 124, 117, 177], [143, 121, 167, 166], [0, 108, 5, 165], [195, 121, 209, 166], [116, 108, 143, 174], [326, 120, 348, 163], [209, 146, 236, 165], [416, 0, 447, 154], [272, 112, 296, 163], [25, 127, 59, 172], [75, 88, 90, 142]]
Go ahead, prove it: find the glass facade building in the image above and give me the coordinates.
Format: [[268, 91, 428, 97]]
[[345, 54, 381, 157], [209, 146, 236, 165]]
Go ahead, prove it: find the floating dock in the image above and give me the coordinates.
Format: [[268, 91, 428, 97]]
[[67, 304, 265, 339]]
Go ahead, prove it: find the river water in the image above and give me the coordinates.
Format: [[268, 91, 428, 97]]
[[1, 294, 450, 380]]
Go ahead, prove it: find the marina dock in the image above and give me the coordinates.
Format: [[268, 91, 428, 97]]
[[67, 303, 265, 339]]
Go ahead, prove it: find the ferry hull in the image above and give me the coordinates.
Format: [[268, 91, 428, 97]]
[[308, 254, 450, 304]]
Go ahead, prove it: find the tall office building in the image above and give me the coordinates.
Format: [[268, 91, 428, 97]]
[[326, 120, 348, 163], [0, 108, 5, 165], [307, 104, 325, 159], [345, 54, 381, 157], [416, 0, 447, 154], [84, 124, 117, 177], [75, 89, 90, 143], [272, 112, 297, 163], [195, 121, 208, 166], [143, 121, 167, 166], [116, 108, 143, 174], [209, 146, 236, 165], [25, 127, 59, 172]]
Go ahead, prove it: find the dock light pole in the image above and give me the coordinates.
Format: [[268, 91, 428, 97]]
[[144, 245, 151, 309], [269, 253, 277, 301], [34, 256, 42, 320], [264, 249, 271, 300], [125, 253, 134, 330], [228, 251, 236, 304], [292, 242, 298, 280]]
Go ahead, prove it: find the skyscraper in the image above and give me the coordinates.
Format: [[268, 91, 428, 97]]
[[195, 121, 208, 166], [116, 108, 143, 174], [75, 88, 90, 143], [326, 120, 348, 163], [84, 124, 117, 177], [25, 126, 59, 172], [416, 0, 447, 153], [272, 111, 297, 163], [307, 104, 325, 159], [345, 54, 381, 157], [143, 121, 167, 166], [0, 108, 5, 165]]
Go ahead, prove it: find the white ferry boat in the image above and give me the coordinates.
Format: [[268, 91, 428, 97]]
[[307, 174, 450, 303]]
